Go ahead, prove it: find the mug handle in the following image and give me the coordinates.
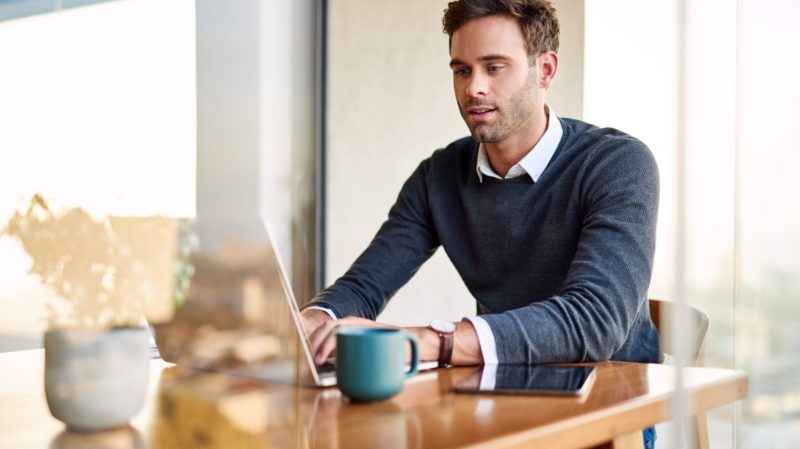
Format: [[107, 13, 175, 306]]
[[405, 333, 419, 378]]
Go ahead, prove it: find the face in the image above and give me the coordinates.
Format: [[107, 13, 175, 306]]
[[450, 16, 547, 144]]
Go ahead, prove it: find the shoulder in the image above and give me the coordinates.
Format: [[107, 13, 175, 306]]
[[551, 118, 658, 208], [561, 118, 649, 154], [417, 135, 477, 177], [560, 118, 657, 176], [432, 136, 476, 162]]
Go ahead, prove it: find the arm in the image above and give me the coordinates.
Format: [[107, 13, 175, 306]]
[[481, 139, 659, 364], [301, 158, 444, 360]]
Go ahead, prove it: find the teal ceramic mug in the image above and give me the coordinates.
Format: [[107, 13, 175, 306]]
[[335, 328, 419, 402]]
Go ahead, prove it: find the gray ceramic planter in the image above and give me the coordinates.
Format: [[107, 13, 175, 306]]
[[44, 328, 150, 431]]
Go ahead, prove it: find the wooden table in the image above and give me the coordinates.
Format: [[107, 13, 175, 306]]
[[0, 350, 747, 449]]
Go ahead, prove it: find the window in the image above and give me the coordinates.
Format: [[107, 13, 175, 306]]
[[0, 0, 196, 350], [585, 0, 800, 446]]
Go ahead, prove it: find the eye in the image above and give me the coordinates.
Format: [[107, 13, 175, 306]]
[[487, 64, 504, 73], [453, 67, 470, 77]]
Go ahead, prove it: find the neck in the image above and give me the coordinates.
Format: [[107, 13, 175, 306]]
[[484, 105, 548, 177]]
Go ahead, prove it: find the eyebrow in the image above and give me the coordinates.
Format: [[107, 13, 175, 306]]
[[449, 54, 513, 68]]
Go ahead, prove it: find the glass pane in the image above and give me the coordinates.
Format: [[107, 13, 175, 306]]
[[586, 0, 800, 446], [585, 0, 739, 445], [737, 0, 800, 445], [0, 0, 196, 351], [0, 0, 320, 355]]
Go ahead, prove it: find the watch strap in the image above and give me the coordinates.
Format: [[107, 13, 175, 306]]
[[437, 330, 454, 367]]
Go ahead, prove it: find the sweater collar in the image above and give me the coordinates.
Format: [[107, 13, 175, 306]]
[[476, 104, 563, 183]]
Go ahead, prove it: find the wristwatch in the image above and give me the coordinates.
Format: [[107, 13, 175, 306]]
[[430, 319, 456, 367]]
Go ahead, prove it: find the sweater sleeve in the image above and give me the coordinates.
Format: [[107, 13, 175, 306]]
[[480, 138, 659, 363], [304, 158, 440, 319]]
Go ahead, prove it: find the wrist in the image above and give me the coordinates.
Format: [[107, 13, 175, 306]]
[[451, 319, 483, 365], [429, 320, 457, 367]]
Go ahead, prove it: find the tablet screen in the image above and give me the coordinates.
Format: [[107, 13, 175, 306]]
[[453, 365, 596, 396]]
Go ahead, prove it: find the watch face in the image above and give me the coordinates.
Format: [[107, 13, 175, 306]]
[[431, 319, 456, 333]]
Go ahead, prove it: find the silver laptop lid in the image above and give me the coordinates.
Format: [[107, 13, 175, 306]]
[[153, 218, 328, 387]]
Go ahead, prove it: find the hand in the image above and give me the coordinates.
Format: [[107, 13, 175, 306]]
[[300, 308, 333, 337], [307, 316, 398, 365]]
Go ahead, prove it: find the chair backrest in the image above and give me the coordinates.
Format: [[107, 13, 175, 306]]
[[648, 299, 710, 366]]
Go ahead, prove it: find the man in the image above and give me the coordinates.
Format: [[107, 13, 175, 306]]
[[302, 0, 660, 372]]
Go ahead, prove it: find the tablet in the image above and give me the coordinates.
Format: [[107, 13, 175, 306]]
[[453, 364, 596, 396]]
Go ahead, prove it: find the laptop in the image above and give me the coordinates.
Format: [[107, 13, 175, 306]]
[[153, 218, 435, 387]]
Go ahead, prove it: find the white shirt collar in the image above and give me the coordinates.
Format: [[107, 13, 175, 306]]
[[476, 104, 563, 183]]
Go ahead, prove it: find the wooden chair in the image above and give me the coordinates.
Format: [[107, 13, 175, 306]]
[[648, 299, 711, 449]]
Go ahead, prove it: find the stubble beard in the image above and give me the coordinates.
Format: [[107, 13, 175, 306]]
[[460, 69, 538, 144]]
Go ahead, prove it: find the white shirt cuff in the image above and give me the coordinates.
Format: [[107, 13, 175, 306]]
[[465, 316, 498, 365], [478, 362, 497, 390], [304, 306, 338, 320]]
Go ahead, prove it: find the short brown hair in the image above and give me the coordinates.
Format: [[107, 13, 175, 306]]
[[442, 0, 560, 59]]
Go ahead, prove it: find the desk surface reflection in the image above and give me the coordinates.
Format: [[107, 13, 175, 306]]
[[0, 350, 746, 449]]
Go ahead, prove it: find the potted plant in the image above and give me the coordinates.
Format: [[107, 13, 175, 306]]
[[2, 194, 183, 431]]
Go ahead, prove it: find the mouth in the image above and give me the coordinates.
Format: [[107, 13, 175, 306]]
[[466, 106, 497, 121]]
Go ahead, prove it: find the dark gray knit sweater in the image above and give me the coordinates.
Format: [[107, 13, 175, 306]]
[[308, 117, 662, 364]]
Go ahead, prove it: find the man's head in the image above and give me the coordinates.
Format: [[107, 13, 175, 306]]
[[443, 0, 559, 146]]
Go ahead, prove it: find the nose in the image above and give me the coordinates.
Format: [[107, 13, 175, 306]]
[[465, 71, 489, 98]]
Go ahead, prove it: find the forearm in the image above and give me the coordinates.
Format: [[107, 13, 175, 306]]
[[481, 293, 630, 364]]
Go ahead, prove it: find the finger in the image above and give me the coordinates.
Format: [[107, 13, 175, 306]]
[[315, 332, 338, 365], [309, 317, 364, 364], [308, 317, 393, 363], [309, 318, 338, 356]]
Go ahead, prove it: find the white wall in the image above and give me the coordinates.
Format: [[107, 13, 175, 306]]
[[326, 0, 585, 325], [549, 0, 584, 120]]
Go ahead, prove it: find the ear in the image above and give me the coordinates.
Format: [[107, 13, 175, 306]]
[[538, 51, 558, 89]]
